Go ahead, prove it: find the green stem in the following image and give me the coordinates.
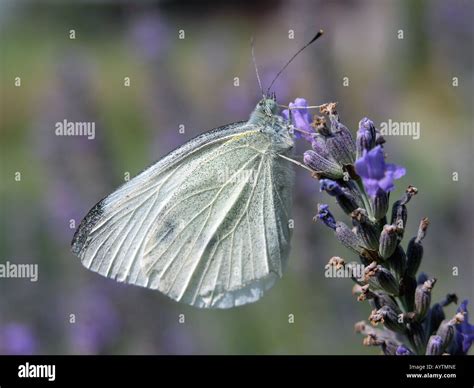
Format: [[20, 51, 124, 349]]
[[355, 178, 375, 221]]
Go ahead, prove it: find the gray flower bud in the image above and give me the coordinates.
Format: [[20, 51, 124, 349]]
[[335, 221, 365, 254], [364, 263, 399, 295], [435, 313, 464, 353], [371, 189, 389, 220], [320, 102, 356, 165], [390, 200, 407, 238], [377, 267, 400, 295], [379, 224, 398, 259], [387, 245, 407, 281], [407, 321, 425, 355], [303, 150, 344, 179], [351, 208, 379, 250], [326, 128, 356, 166], [415, 278, 436, 321], [373, 292, 401, 313], [406, 218, 429, 277], [400, 275, 417, 312], [369, 306, 406, 334], [426, 335, 444, 355]]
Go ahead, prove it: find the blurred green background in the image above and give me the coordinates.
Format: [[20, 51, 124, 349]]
[[0, 0, 473, 354]]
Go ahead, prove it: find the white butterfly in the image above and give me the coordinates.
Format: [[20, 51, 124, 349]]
[[72, 97, 295, 308]]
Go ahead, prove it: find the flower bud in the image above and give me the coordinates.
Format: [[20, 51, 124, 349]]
[[351, 208, 379, 250], [319, 179, 359, 214], [407, 321, 425, 354], [426, 335, 444, 355], [406, 218, 429, 277], [326, 129, 356, 166], [415, 278, 436, 321], [400, 185, 418, 205], [390, 200, 407, 238], [356, 117, 377, 159], [304, 150, 344, 179], [406, 238, 423, 277], [320, 102, 356, 165], [400, 275, 417, 312], [369, 306, 405, 334], [373, 292, 401, 313], [379, 224, 398, 259], [353, 284, 375, 302], [387, 245, 407, 280], [435, 313, 464, 353], [371, 188, 389, 220], [436, 321, 454, 352], [335, 221, 365, 254], [377, 267, 400, 295], [364, 262, 399, 295]]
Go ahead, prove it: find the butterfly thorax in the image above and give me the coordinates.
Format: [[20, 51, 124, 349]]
[[247, 97, 294, 152]]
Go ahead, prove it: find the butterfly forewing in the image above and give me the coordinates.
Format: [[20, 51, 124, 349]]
[[72, 119, 294, 308]]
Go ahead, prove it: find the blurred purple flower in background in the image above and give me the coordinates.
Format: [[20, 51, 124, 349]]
[[129, 12, 170, 63], [1, 323, 37, 355], [355, 145, 406, 196], [68, 289, 121, 354]]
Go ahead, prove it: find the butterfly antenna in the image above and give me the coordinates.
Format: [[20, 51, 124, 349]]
[[266, 29, 324, 94], [251, 36, 265, 98]]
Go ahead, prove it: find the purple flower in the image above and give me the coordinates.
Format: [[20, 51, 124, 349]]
[[354, 145, 406, 196], [315, 204, 337, 230], [1, 323, 37, 355], [319, 179, 344, 197], [395, 345, 412, 355], [455, 300, 474, 354], [282, 98, 313, 141]]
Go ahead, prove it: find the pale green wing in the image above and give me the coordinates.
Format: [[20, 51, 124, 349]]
[[72, 122, 294, 308]]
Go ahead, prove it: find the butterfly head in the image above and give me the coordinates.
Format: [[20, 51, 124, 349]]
[[249, 93, 279, 124]]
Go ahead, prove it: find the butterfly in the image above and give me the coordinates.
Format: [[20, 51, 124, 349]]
[[71, 31, 324, 309]]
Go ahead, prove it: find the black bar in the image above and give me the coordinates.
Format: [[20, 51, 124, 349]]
[[0, 356, 472, 386]]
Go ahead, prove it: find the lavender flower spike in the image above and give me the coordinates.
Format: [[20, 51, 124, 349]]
[[355, 145, 406, 196], [296, 97, 471, 356]]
